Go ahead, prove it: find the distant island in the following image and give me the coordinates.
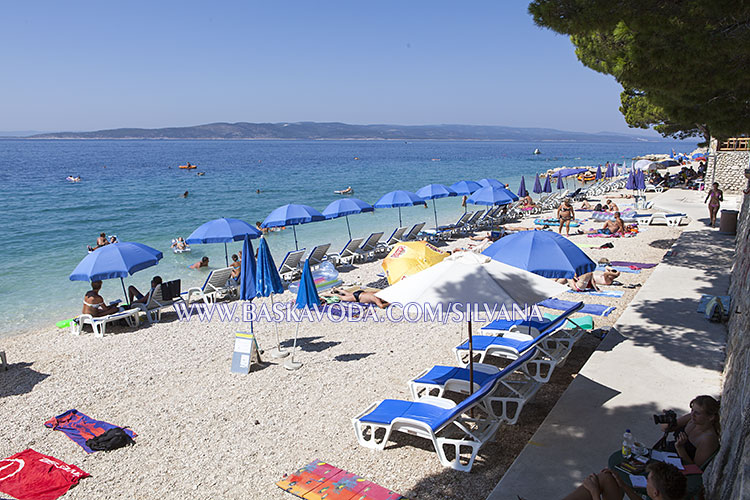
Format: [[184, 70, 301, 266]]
[[25, 121, 664, 142]]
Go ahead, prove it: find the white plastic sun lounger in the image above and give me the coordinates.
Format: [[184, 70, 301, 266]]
[[356, 232, 384, 261], [181, 267, 237, 305], [277, 249, 306, 280], [73, 307, 141, 338], [306, 243, 331, 267], [136, 280, 185, 323], [326, 238, 363, 267], [401, 222, 426, 241]]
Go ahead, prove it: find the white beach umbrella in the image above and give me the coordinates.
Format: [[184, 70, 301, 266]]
[[375, 252, 568, 391]]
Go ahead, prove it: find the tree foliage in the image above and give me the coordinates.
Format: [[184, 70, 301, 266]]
[[528, 0, 750, 139]]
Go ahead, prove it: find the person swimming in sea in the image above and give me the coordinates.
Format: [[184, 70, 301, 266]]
[[181, 191, 189, 198], [189, 256, 209, 269]]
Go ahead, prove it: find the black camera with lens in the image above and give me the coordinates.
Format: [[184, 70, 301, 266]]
[[653, 410, 677, 426]]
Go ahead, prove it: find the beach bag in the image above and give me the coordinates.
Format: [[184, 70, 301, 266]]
[[705, 297, 725, 323], [85, 427, 134, 451]]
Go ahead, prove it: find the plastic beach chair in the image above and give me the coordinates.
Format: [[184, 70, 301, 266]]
[[352, 349, 539, 472], [401, 222, 425, 241], [137, 280, 185, 323], [277, 249, 306, 281], [408, 348, 543, 425], [73, 307, 140, 338], [306, 243, 331, 267], [356, 232, 384, 261], [326, 238, 363, 267], [182, 267, 237, 305], [454, 301, 584, 382]]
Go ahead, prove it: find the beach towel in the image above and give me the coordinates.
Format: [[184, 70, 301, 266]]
[[568, 289, 625, 298], [597, 264, 641, 274], [277, 459, 406, 499], [0, 449, 89, 500], [534, 218, 581, 227], [539, 298, 615, 317], [697, 295, 732, 314], [44, 409, 137, 454], [542, 312, 594, 330], [607, 261, 657, 269]]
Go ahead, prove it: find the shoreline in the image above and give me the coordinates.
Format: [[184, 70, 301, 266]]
[[0, 186, 688, 499]]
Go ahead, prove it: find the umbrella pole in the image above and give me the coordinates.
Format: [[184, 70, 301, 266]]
[[398, 207, 403, 227], [224, 242, 229, 267], [345, 216, 352, 240], [284, 321, 303, 370], [270, 295, 289, 358], [292, 225, 299, 251], [432, 200, 438, 229], [120, 278, 128, 303], [468, 314, 474, 396]]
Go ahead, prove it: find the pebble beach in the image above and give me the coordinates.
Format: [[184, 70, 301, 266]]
[[0, 186, 686, 500]]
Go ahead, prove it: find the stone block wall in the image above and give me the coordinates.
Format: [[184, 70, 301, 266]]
[[705, 192, 750, 500], [707, 138, 750, 193]]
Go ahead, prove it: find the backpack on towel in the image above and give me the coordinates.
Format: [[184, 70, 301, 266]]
[[85, 427, 134, 451], [704, 297, 726, 323]]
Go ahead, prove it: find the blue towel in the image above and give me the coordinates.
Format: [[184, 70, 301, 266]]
[[597, 264, 641, 274], [568, 289, 625, 298], [539, 298, 615, 317]]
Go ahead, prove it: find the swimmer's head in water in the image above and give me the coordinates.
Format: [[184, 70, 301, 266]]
[[201, 256, 209, 264]]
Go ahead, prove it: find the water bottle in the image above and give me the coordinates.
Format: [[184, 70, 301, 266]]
[[622, 429, 634, 458]]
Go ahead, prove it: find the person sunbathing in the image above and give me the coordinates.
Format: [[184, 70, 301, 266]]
[[563, 462, 686, 500], [600, 213, 625, 235], [83, 280, 121, 317], [594, 268, 620, 285], [171, 237, 188, 251], [190, 256, 209, 269], [230, 254, 241, 279], [579, 200, 593, 210], [604, 200, 619, 211], [324, 288, 389, 309], [87, 232, 110, 252], [521, 195, 536, 209], [127, 276, 163, 306], [557, 272, 599, 292]]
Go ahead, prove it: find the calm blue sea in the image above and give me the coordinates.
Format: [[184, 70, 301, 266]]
[[0, 139, 686, 335]]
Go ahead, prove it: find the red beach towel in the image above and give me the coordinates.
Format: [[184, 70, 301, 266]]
[[0, 449, 89, 500]]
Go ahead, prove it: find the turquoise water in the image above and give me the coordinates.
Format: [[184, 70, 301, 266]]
[[0, 139, 684, 335]]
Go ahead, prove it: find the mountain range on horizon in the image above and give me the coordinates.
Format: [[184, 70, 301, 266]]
[[14, 121, 673, 142]]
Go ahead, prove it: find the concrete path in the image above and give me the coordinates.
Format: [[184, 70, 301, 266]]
[[486, 188, 735, 500]]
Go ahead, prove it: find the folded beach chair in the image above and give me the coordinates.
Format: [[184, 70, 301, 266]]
[[454, 301, 585, 383], [356, 232, 384, 261], [306, 243, 331, 267], [401, 222, 426, 241], [408, 347, 542, 425], [136, 280, 186, 323], [353, 352, 535, 471], [326, 238, 363, 267], [73, 307, 141, 338], [277, 248, 306, 280], [181, 267, 237, 305]]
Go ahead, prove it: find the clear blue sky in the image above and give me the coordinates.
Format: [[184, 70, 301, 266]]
[[0, 1, 654, 135]]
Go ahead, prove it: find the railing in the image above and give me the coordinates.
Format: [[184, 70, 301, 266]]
[[718, 137, 749, 151]]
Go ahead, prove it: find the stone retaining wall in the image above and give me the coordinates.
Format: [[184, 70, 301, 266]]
[[707, 138, 749, 193], [705, 192, 750, 499]]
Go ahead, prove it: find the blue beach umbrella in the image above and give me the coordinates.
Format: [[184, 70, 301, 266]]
[[466, 186, 515, 206], [543, 175, 552, 193], [450, 180, 482, 195], [239, 235, 257, 301], [477, 178, 504, 189], [416, 183, 457, 229], [322, 198, 374, 239], [533, 173, 543, 194], [625, 170, 636, 190], [374, 190, 426, 226], [595, 165, 603, 181], [186, 217, 261, 266], [605, 163, 615, 178], [482, 230, 596, 279], [255, 236, 287, 358], [556, 173, 565, 191], [262, 203, 325, 251], [517, 176, 528, 198], [70, 242, 163, 300], [285, 259, 321, 370], [635, 169, 647, 191]]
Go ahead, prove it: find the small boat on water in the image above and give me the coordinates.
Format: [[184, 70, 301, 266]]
[[179, 163, 197, 169], [533, 149, 541, 155]]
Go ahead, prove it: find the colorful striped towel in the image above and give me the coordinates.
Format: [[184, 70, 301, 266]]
[[539, 298, 615, 316], [568, 289, 625, 298], [607, 261, 658, 269], [597, 264, 641, 274]]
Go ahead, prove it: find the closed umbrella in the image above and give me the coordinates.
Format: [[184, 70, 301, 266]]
[[285, 259, 321, 370], [239, 235, 257, 300], [416, 183, 457, 229], [255, 236, 287, 358], [322, 198, 374, 239], [375, 252, 568, 393], [374, 190, 426, 227], [543, 175, 552, 193], [466, 186, 516, 206], [186, 217, 261, 266], [556, 173, 565, 191], [261, 204, 325, 251], [482, 230, 596, 278], [605, 163, 615, 178], [533, 174, 543, 194], [517, 176, 528, 198], [635, 169, 647, 191], [625, 170, 636, 190], [69, 242, 163, 300], [595, 165, 602, 181]]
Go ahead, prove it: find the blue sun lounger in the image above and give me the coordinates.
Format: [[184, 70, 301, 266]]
[[352, 348, 538, 472], [408, 348, 542, 425], [454, 301, 584, 382]]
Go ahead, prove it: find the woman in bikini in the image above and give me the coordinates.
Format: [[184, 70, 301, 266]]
[[704, 182, 723, 227], [324, 288, 389, 309], [557, 199, 575, 236]]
